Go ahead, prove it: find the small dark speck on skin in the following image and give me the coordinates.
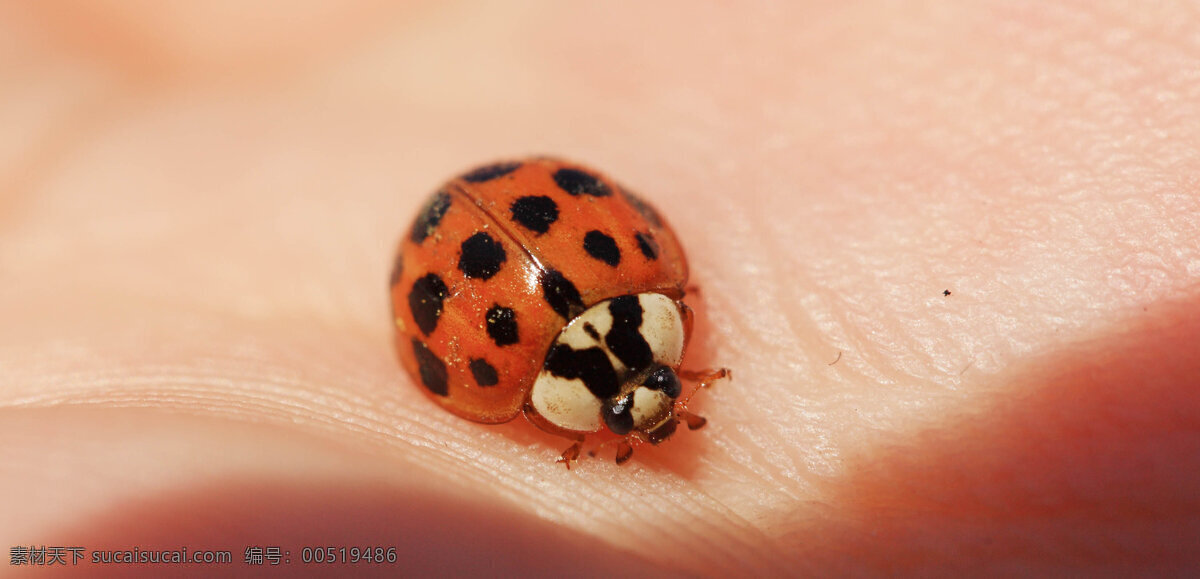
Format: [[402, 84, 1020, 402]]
[[828, 351, 842, 366], [943, 289, 952, 296]]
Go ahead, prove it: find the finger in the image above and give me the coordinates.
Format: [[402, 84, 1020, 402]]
[[2, 0, 1198, 575]]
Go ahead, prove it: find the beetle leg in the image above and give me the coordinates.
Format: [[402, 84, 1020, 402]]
[[676, 367, 731, 407], [677, 410, 708, 430], [614, 439, 634, 465], [678, 367, 731, 387], [587, 436, 638, 465], [556, 441, 582, 469]]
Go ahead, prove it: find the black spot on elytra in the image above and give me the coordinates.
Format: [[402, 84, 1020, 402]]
[[469, 358, 499, 387], [462, 162, 521, 183], [583, 230, 621, 267], [635, 231, 659, 260], [583, 323, 600, 342], [621, 188, 663, 228], [408, 273, 448, 336], [540, 269, 584, 320], [485, 304, 519, 347], [544, 344, 619, 399], [410, 191, 452, 244], [510, 195, 559, 234], [411, 338, 448, 396], [458, 232, 506, 280], [606, 295, 653, 372], [553, 168, 611, 197]]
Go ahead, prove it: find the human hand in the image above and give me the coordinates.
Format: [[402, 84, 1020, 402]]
[[3, 2, 1198, 575]]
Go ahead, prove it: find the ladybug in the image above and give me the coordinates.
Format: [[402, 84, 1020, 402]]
[[389, 157, 730, 467]]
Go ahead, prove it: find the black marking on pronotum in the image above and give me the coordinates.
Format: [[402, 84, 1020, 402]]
[[458, 231, 507, 280], [410, 190, 452, 244], [582, 323, 601, 342], [411, 338, 448, 396], [605, 295, 653, 372], [510, 195, 559, 234], [621, 188, 663, 228], [469, 358, 499, 387], [408, 273, 448, 336], [643, 365, 682, 398], [540, 269, 584, 320], [635, 231, 659, 260], [602, 394, 634, 435], [583, 230, 621, 267], [544, 344, 619, 400], [485, 304, 519, 347], [553, 168, 611, 197], [461, 161, 521, 183]]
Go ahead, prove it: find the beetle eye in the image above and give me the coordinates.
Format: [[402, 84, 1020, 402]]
[[643, 365, 682, 399], [602, 395, 634, 435]]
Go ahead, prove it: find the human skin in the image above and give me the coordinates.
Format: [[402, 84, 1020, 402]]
[[2, 1, 1198, 576]]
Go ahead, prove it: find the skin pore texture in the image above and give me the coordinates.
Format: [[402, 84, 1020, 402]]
[[1, 1, 1198, 576]]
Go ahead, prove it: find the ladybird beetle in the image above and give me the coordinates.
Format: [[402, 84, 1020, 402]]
[[389, 158, 730, 467]]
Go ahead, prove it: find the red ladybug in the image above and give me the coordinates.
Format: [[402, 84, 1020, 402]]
[[389, 158, 729, 466]]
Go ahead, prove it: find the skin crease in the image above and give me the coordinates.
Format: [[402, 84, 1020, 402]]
[[1, 0, 1198, 575]]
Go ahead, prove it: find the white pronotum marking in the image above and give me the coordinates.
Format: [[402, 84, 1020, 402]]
[[636, 293, 685, 367], [530, 292, 687, 433], [530, 374, 603, 432]]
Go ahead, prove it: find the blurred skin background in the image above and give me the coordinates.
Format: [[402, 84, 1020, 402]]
[[2, 1, 1198, 575]]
